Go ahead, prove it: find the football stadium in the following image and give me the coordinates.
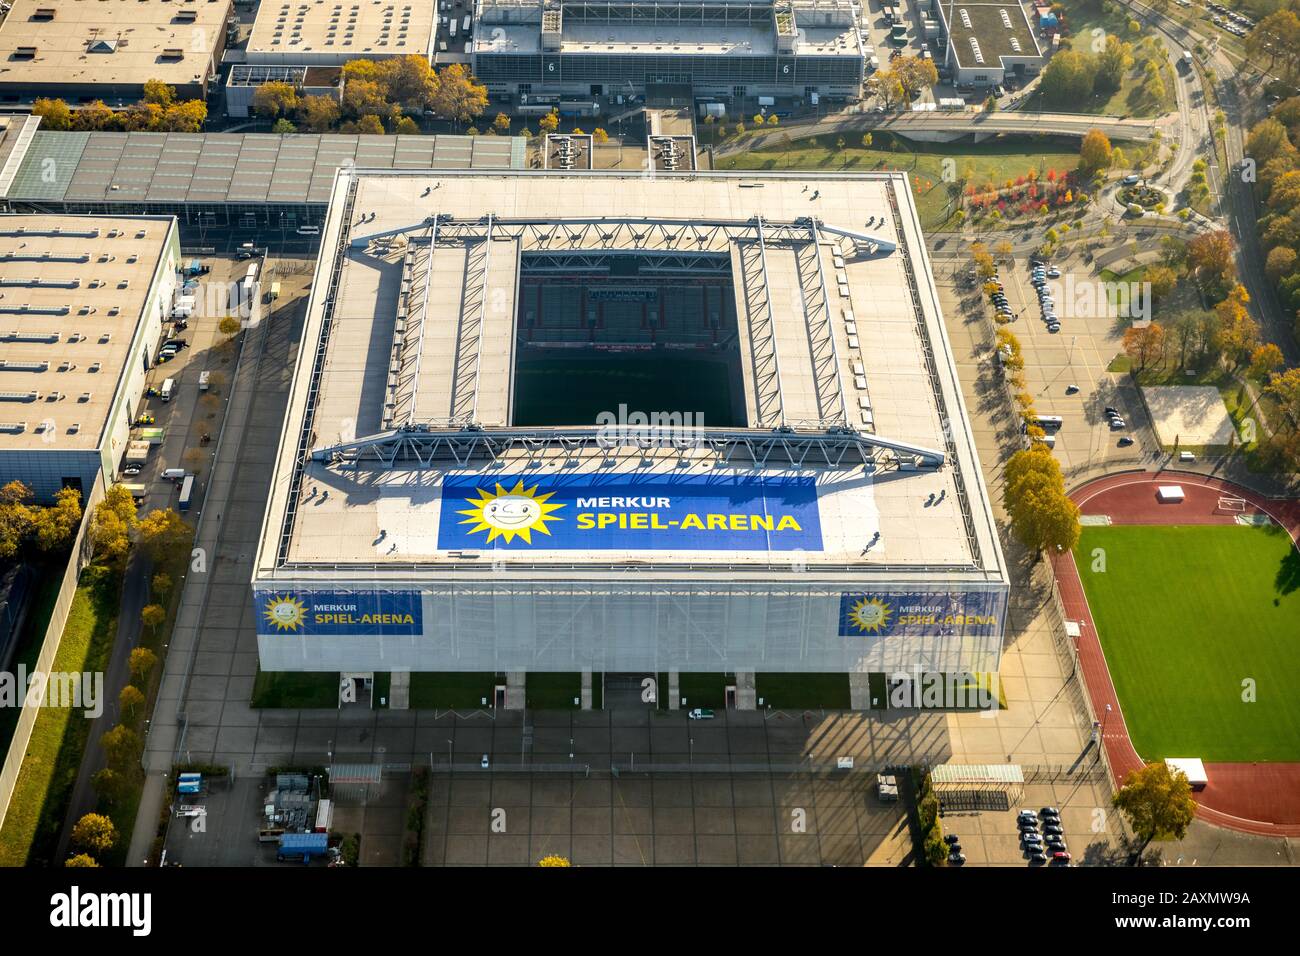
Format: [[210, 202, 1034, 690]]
[[252, 169, 1008, 695]]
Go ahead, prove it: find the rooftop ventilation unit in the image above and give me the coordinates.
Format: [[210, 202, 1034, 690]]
[[0, 304, 69, 316], [959, 8, 972, 28], [969, 37, 983, 64], [1010, 37, 1021, 51], [0, 392, 38, 403], [1000, 9, 1012, 28], [1, 331, 59, 343], [0, 422, 28, 433], [0, 360, 50, 372]]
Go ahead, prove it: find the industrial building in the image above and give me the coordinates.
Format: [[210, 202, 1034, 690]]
[[243, 0, 439, 66], [0, 214, 181, 500], [936, 2, 1044, 87], [472, 0, 866, 105], [0, 122, 525, 227], [252, 168, 1008, 700], [0, 0, 234, 106]]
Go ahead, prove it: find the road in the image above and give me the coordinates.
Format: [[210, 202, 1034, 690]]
[[721, 110, 1159, 155]]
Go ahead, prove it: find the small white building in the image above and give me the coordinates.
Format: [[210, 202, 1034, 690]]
[[936, 2, 1045, 88], [1165, 757, 1209, 790]]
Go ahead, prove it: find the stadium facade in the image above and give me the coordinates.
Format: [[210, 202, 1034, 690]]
[[253, 168, 1008, 684], [471, 0, 866, 103]]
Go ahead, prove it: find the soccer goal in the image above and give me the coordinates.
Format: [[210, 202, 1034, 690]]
[[1217, 496, 1248, 513]]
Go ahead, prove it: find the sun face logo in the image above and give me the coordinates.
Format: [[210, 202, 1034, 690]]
[[848, 597, 892, 635], [263, 594, 308, 632], [457, 480, 564, 544]]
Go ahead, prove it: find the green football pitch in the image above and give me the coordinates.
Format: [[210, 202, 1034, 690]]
[[513, 354, 741, 427], [1075, 524, 1300, 762]]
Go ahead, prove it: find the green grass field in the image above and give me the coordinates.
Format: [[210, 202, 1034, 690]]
[[1075, 525, 1300, 762], [514, 354, 740, 427]]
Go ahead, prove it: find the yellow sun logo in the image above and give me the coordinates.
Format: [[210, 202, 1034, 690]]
[[263, 595, 307, 632], [849, 597, 892, 634], [457, 479, 564, 545]]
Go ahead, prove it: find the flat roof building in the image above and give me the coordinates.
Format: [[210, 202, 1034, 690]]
[[0, 214, 180, 500], [252, 168, 1008, 685], [0, 0, 234, 105], [937, 2, 1044, 87], [473, 0, 866, 103], [245, 0, 439, 66]]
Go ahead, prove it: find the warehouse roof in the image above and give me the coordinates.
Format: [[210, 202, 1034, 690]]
[[0, 0, 231, 94], [245, 0, 439, 63], [2, 130, 525, 204], [939, 2, 1043, 71], [0, 214, 177, 451]]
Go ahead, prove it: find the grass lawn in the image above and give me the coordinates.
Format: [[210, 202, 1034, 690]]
[[1075, 525, 1300, 762], [716, 133, 1082, 228], [1025, 2, 1178, 117], [755, 673, 851, 709], [515, 354, 741, 427], [0, 563, 122, 867], [250, 670, 340, 709], [407, 672, 500, 709]]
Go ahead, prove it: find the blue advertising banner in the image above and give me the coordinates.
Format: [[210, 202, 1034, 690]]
[[839, 591, 1006, 637], [256, 590, 423, 636], [437, 473, 823, 552]]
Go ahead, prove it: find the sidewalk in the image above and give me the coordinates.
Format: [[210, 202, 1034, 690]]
[[125, 294, 273, 867]]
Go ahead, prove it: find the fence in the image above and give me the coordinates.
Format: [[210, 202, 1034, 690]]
[[0, 473, 106, 833]]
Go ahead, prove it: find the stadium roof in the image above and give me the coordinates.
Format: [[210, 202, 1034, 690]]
[[1, 130, 525, 205], [254, 170, 1007, 588], [939, 2, 1043, 71], [0, 214, 176, 451]]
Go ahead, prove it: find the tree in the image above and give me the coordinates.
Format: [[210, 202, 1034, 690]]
[[1095, 36, 1134, 96], [100, 724, 141, 773], [355, 114, 386, 134], [1186, 229, 1237, 299], [72, 100, 116, 131], [252, 81, 299, 120], [71, 813, 117, 854], [1002, 448, 1080, 555], [867, 70, 904, 109], [31, 487, 82, 554], [381, 55, 440, 108], [119, 684, 146, 718], [129, 647, 158, 682], [1040, 50, 1098, 106], [271, 118, 297, 134], [140, 604, 166, 640], [138, 508, 193, 564], [766, 114, 779, 126], [0, 481, 37, 561], [753, 113, 766, 126], [493, 112, 511, 134], [219, 316, 242, 338], [161, 100, 207, 133], [151, 571, 173, 602], [592, 127, 609, 143], [32, 97, 73, 130], [1246, 10, 1300, 83], [1214, 284, 1258, 367], [1265, 246, 1296, 282], [142, 79, 176, 107], [538, 109, 559, 134], [1145, 264, 1177, 304], [394, 116, 418, 135], [1113, 762, 1197, 863], [537, 855, 572, 866], [892, 55, 939, 102], [297, 95, 342, 132], [970, 242, 997, 279], [1249, 343, 1284, 380], [861, 132, 873, 149], [65, 854, 99, 868], [1078, 128, 1113, 175], [429, 64, 488, 127], [1122, 322, 1166, 371], [343, 80, 391, 120], [92, 768, 126, 806], [91, 485, 138, 562]]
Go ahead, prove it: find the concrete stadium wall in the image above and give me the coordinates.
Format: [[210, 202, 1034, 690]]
[[0, 472, 105, 834], [254, 582, 1009, 674]]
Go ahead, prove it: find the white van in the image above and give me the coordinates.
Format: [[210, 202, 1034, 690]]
[[162, 468, 187, 481], [160, 378, 176, 403], [198, 370, 211, 392]]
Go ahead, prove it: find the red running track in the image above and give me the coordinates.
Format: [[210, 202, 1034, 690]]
[[1053, 470, 1300, 838]]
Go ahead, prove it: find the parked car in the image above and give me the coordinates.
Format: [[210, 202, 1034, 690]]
[[1028, 850, 1047, 863], [1052, 851, 1072, 864], [1018, 809, 1038, 820], [948, 852, 966, 865], [1041, 807, 1061, 818], [1118, 436, 1135, 447], [1103, 406, 1119, 417], [121, 463, 143, 477], [1047, 267, 1061, 278], [1109, 417, 1126, 430], [944, 833, 961, 845]]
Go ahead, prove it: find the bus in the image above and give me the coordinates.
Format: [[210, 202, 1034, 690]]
[[1033, 415, 1064, 431]]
